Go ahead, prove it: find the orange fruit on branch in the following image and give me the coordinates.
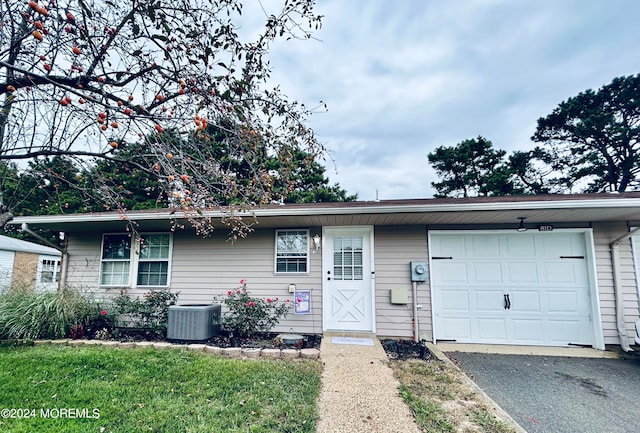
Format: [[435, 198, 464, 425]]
[[32, 30, 43, 41]]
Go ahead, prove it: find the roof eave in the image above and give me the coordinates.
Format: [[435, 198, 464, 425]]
[[9, 197, 640, 226]]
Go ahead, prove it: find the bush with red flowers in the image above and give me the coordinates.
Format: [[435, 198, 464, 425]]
[[219, 280, 290, 338]]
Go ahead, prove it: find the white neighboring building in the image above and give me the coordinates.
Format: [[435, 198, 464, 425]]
[[0, 235, 62, 291]]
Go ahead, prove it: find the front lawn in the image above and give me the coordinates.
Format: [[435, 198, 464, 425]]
[[0, 344, 322, 433]]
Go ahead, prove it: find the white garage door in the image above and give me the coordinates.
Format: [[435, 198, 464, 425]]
[[430, 231, 594, 346]]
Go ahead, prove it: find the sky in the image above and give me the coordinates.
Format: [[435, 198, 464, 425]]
[[251, 0, 640, 201]]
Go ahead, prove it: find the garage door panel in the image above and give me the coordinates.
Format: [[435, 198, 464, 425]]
[[475, 289, 505, 312], [547, 291, 579, 314], [546, 319, 582, 343], [540, 234, 584, 256], [434, 235, 466, 257], [476, 318, 508, 340], [543, 261, 585, 284], [508, 291, 542, 313], [471, 236, 500, 256], [441, 290, 470, 313], [472, 262, 503, 283], [436, 262, 468, 283], [511, 319, 544, 342], [432, 231, 594, 347], [506, 262, 539, 283], [440, 317, 472, 339], [506, 235, 536, 256]]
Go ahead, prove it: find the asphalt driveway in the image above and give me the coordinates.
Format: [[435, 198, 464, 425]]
[[447, 352, 640, 433]]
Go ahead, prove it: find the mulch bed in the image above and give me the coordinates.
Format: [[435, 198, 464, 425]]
[[204, 331, 322, 350], [381, 338, 433, 361]]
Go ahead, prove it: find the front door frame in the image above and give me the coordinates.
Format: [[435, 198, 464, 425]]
[[322, 225, 376, 333]]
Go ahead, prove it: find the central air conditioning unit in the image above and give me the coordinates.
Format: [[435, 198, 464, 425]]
[[167, 304, 221, 341]]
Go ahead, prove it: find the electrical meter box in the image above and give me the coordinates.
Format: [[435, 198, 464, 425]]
[[410, 261, 428, 282]]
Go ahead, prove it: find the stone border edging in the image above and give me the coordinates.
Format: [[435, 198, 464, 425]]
[[31, 339, 321, 360]]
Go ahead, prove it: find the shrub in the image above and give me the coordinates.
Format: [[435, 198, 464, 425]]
[[112, 289, 179, 339], [219, 280, 290, 338], [0, 286, 114, 340]]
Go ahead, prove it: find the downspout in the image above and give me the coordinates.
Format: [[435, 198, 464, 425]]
[[21, 223, 68, 289], [610, 226, 640, 352]]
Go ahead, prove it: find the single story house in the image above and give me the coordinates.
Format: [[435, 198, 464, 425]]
[[0, 234, 62, 292], [9, 193, 640, 350]]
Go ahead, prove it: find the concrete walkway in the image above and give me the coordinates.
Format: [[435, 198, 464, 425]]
[[315, 332, 422, 433]]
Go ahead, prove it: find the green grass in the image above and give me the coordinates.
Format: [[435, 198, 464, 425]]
[[0, 345, 322, 433], [399, 385, 455, 433], [391, 359, 515, 433]]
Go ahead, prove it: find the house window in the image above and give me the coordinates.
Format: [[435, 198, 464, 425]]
[[137, 234, 171, 286], [100, 233, 172, 287], [40, 259, 61, 283], [275, 230, 309, 273]]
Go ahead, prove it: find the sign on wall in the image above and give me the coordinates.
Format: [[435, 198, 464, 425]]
[[293, 290, 311, 315]]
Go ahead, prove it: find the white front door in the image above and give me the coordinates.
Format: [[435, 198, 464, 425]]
[[430, 230, 596, 346], [322, 227, 375, 332]]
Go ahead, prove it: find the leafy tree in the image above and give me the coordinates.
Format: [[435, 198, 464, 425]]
[[88, 126, 356, 209], [0, 161, 18, 226], [0, 0, 324, 235], [428, 136, 519, 197], [268, 148, 357, 203], [507, 148, 556, 195], [532, 74, 640, 192]]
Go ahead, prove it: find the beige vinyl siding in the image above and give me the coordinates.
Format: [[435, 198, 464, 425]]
[[593, 222, 640, 346], [170, 228, 323, 334], [66, 228, 323, 334], [65, 234, 102, 291], [373, 226, 431, 339]]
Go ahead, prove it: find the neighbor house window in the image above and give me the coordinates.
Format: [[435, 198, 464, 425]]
[[275, 230, 309, 273], [100, 233, 172, 287], [40, 258, 61, 283]]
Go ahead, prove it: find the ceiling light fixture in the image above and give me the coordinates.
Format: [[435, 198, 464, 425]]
[[516, 217, 528, 232]]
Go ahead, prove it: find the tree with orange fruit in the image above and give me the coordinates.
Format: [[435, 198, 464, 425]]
[[0, 0, 324, 235]]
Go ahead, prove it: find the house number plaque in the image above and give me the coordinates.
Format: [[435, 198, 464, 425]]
[[538, 225, 554, 232]]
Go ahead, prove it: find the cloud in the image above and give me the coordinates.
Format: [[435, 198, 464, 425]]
[[259, 0, 640, 199]]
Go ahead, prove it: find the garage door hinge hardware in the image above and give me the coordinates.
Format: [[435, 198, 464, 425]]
[[559, 256, 585, 259], [431, 256, 453, 260]]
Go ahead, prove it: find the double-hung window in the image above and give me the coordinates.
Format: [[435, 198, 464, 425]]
[[100, 233, 172, 287], [275, 230, 309, 273]]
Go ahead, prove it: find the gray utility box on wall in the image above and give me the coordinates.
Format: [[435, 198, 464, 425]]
[[167, 304, 221, 341]]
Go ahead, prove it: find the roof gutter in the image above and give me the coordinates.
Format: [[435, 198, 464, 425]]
[[20, 223, 68, 289], [610, 227, 640, 352]]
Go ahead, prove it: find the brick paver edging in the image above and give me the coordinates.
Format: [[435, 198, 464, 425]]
[[31, 339, 321, 360]]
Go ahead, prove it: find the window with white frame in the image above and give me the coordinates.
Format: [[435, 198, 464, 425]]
[[275, 230, 309, 273], [40, 258, 61, 283], [100, 233, 172, 287]]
